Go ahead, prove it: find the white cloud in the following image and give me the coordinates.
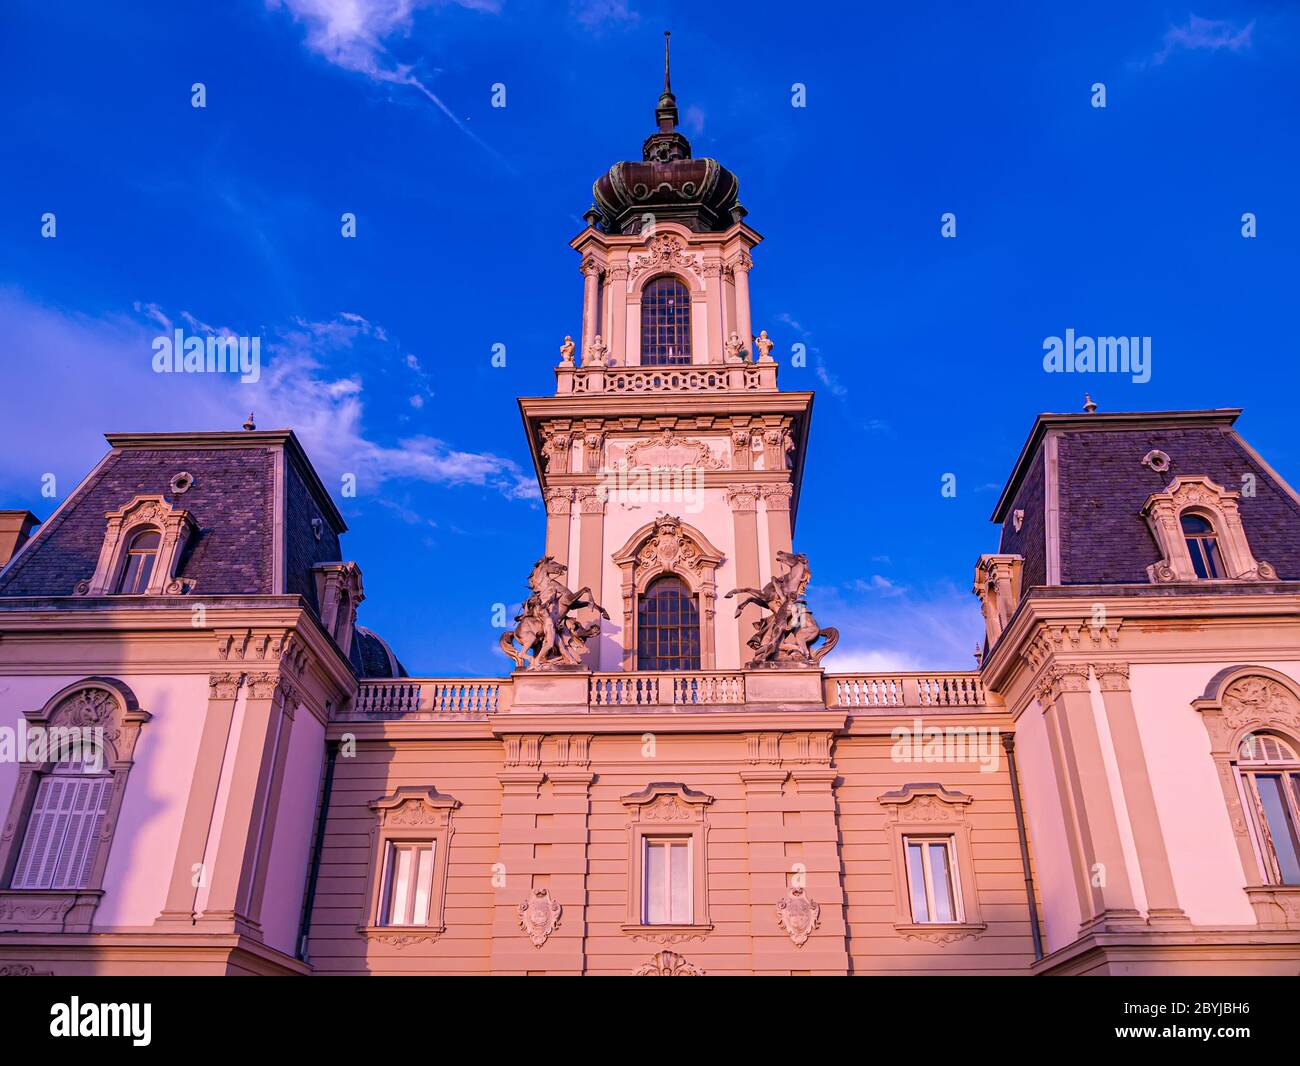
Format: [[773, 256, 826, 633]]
[[1147, 14, 1256, 67]]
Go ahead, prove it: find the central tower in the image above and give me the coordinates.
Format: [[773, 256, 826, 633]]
[[520, 35, 814, 674]]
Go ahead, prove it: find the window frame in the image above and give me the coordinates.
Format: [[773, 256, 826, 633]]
[[636, 574, 702, 672], [115, 527, 162, 595], [359, 787, 458, 945], [641, 836, 693, 925], [902, 834, 964, 924], [1180, 512, 1222, 579], [638, 274, 693, 367], [1235, 734, 1300, 887], [620, 783, 713, 937]]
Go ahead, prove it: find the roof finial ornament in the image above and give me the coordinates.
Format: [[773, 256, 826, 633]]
[[1083, 393, 1098, 414], [653, 30, 679, 138], [243, 411, 256, 431], [664, 30, 672, 93]]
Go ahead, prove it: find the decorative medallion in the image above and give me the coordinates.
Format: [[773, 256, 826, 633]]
[[1141, 449, 1172, 473], [632, 950, 704, 976], [629, 235, 702, 281], [623, 430, 723, 471], [776, 887, 821, 946], [518, 888, 562, 947]]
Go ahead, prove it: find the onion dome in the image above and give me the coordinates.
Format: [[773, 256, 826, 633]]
[[590, 32, 745, 235]]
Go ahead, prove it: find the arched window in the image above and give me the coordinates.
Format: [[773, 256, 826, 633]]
[[10, 749, 112, 890], [637, 575, 700, 671], [116, 528, 160, 594], [1236, 733, 1300, 885], [1181, 513, 1221, 578], [640, 276, 692, 366]]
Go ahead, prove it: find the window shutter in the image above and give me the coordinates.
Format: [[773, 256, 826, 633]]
[[11, 775, 111, 891], [12, 777, 66, 889], [52, 777, 109, 890]]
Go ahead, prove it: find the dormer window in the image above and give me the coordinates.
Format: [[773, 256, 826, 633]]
[[641, 276, 691, 366], [116, 528, 160, 594], [1181, 513, 1221, 579]]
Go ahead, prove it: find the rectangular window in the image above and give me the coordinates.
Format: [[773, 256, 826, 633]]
[[11, 775, 112, 890], [1251, 773, 1300, 885], [643, 838, 691, 924], [903, 836, 961, 924], [379, 841, 436, 926]]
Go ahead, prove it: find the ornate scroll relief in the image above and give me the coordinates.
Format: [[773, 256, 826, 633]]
[[518, 888, 562, 947], [78, 494, 197, 596], [632, 950, 705, 976], [629, 234, 702, 282], [612, 516, 725, 670], [621, 430, 724, 471], [776, 887, 821, 946], [1141, 475, 1276, 582]]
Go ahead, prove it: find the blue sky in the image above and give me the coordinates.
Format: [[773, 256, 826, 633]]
[[1, 2, 1296, 674]]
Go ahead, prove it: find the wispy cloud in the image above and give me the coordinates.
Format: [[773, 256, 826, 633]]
[[268, 0, 514, 168], [1144, 14, 1256, 67], [0, 289, 537, 504], [571, 0, 639, 29]]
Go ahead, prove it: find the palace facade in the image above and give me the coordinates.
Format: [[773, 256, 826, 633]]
[[1, 52, 1299, 977]]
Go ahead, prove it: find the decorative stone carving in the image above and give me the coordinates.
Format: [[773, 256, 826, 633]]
[[1012, 508, 1024, 532], [776, 887, 821, 946], [1141, 475, 1275, 582], [724, 484, 760, 512], [544, 487, 574, 516], [761, 484, 793, 511], [632, 950, 704, 976], [623, 430, 724, 471], [582, 335, 610, 368], [724, 331, 747, 363], [518, 888, 562, 947], [168, 471, 194, 495], [558, 335, 575, 366], [499, 557, 609, 670], [541, 430, 572, 474], [629, 234, 702, 281], [972, 554, 1023, 647], [726, 550, 839, 668], [313, 561, 364, 657], [1141, 449, 1172, 473], [754, 330, 775, 362]]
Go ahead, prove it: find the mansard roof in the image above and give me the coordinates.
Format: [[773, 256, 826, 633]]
[[0, 429, 346, 600], [993, 408, 1300, 587]]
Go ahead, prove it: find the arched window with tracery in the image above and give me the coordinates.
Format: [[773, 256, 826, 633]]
[[637, 575, 700, 671], [116, 527, 160, 594], [1237, 732, 1300, 885], [640, 276, 692, 366], [1181, 513, 1222, 579]]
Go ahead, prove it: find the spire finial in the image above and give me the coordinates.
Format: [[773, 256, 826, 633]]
[[1083, 393, 1097, 414], [243, 411, 256, 431], [664, 30, 672, 93]]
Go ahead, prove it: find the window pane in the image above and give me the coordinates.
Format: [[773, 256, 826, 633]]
[[640, 276, 692, 366], [670, 842, 691, 924], [906, 841, 929, 923], [1256, 775, 1300, 884], [386, 844, 414, 925], [637, 576, 701, 671], [411, 844, 435, 926], [646, 841, 668, 923], [928, 842, 957, 923]]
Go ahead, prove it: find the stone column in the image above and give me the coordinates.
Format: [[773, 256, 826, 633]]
[[608, 263, 629, 365], [730, 252, 754, 356], [580, 256, 601, 354], [1038, 664, 1141, 931], [726, 484, 762, 666], [761, 484, 794, 574], [575, 487, 606, 669], [1092, 662, 1188, 925], [704, 260, 725, 362], [544, 488, 574, 569], [199, 671, 293, 935], [156, 671, 243, 926]]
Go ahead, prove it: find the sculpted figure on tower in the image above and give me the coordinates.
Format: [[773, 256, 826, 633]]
[[727, 550, 839, 667], [499, 557, 609, 670]]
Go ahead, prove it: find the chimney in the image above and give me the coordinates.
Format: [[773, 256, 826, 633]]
[[0, 510, 41, 568]]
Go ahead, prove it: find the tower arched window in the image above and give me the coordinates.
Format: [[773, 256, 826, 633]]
[[637, 575, 700, 671], [116, 528, 160, 594], [1237, 733, 1300, 885], [640, 276, 692, 366], [1181, 513, 1221, 578], [10, 748, 113, 890]]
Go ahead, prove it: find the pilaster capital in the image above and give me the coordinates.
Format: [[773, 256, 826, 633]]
[[1093, 662, 1131, 692], [761, 483, 793, 511], [725, 483, 762, 513], [575, 486, 607, 515], [580, 254, 602, 277], [208, 672, 242, 701], [545, 487, 575, 515], [1037, 662, 1090, 705], [727, 251, 753, 274]]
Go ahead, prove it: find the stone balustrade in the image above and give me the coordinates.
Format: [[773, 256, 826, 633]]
[[353, 670, 988, 718], [555, 362, 777, 395]]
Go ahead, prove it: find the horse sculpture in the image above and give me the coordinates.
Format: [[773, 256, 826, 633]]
[[726, 550, 838, 667], [499, 557, 610, 670]]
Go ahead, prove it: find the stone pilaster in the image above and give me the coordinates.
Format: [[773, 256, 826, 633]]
[[761, 483, 794, 574], [544, 488, 574, 569], [491, 734, 545, 974], [726, 484, 762, 665]]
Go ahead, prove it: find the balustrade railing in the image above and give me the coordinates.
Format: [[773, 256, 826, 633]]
[[824, 672, 985, 708], [590, 671, 745, 707], [354, 679, 509, 718]]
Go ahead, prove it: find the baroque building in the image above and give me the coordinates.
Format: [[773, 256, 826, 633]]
[[0, 50, 1298, 977]]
